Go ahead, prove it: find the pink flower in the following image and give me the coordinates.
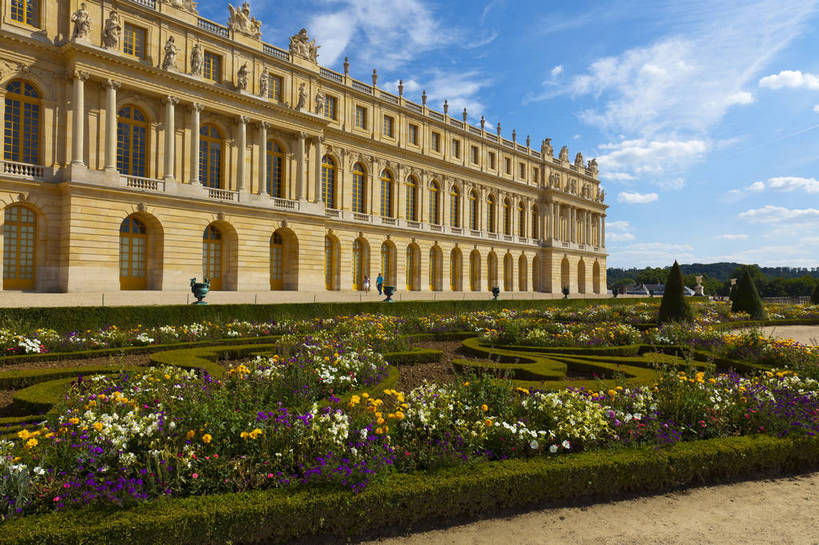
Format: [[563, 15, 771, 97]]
[[267, 473, 274, 478], [53, 496, 60, 502], [192, 473, 199, 479]]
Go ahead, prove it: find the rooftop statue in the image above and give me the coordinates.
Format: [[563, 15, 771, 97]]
[[558, 145, 569, 163], [574, 152, 583, 168], [588, 158, 598, 176], [228, 2, 262, 39], [541, 138, 553, 158], [163, 0, 198, 14], [289, 28, 320, 63]]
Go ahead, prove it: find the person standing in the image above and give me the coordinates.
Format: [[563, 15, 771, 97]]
[[363, 275, 370, 293], [376, 273, 384, 295]]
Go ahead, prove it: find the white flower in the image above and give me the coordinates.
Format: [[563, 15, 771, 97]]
[[530, 440, 539, 450], [562, 440, 571, 450], [549, 444, 558, 454]]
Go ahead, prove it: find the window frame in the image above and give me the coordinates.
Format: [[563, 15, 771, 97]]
[[355, 105, 368, 130], [408, 123, 419, 146], [10, 0, 40, 27], [203, 51, 222, 82], [382, 115, 394, 138], [122, 22, 147, 59], [323, 94, 337, 119], [431, 131, 441, 152]]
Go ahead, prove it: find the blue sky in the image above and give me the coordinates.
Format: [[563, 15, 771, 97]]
[[201, 0, 819, 268]]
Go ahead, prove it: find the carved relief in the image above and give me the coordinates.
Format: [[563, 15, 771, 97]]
[[228, 2, 262, 39], [289, 28, 319, 62]]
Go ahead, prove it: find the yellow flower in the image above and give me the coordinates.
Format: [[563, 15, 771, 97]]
[[25, 437, 38, 449], [375, 427, 384, 435], [202, 433, 212, 444], [376, 417, 385, 425], [394, 411, 404, 420], [240, 431, 249, 439], [608, 389, 617, 398], [17, 429, 31, 440], [186, 430, 196, 440], [68, 417, 80, 425], [481, 404, 488, 412], [249, 428, 263, 439], [88, 400, 97, 407], [93, 421, 103, 432], [361, 392, 369, 398], [484, 418, 493, 427]]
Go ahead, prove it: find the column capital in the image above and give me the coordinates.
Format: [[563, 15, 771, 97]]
[[298, 131, 308, 140], [238, 115, 249, 124], [190, 102, 204, 113], [104, 79, 120, 90], [256, 121, 272, 131], [72, 70, 90, 81], [163, 96, 179, 106]]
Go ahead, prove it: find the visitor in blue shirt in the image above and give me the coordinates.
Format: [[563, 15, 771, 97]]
[[376, 273, 384, 295]]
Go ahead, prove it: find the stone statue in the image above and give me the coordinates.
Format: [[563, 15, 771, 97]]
[[289, 28, 320, 62], [163, 0, 198, 14], [295, 82, 306, 110], [161, 36, 178, 71], [598, 189, 605, 202], [588, 158, 598, 176], [259, 68, 268, 97], [551, 173, 560, 189], [574, 152, 584, 168], [570, 179, 577, 194], [71, 3, 91, 41], [228, 2, 262, 39], [315, 88, 325, 114], [558, 145, 569, 163], [190, 43, 203, 76], [541, 138, 553, 158], [102, 11, 121, 49], [236, 63, 249, 90]]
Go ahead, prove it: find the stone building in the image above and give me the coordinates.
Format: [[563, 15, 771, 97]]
[[0, 0, 607, 294]]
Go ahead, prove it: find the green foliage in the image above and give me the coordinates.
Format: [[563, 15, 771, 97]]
[[0, 435, 817, 545], [658, 261, 694, 324], [732, 269, 769, 320], [812, 282, 819, 304]]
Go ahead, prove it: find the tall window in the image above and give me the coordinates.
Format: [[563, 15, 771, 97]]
[[202, 224, 223, 291], [380, 169, 394, 217], [532, 205, 539, 239], [10, 0, 38, 26], [470, 250, 480, 291], [487, 194, 496, 233], [321, 155, 336, 208], [268, 74, 283, 102], [488, 152, 496, 170], [355, 106, 367, 129], [518, 202, 526, 237], [203, 52, 221, 82], [451, 139, 460, 159], [533, 167, 539, 184], [503, 198, 511, 235], [123, 23, 146, 58], [324, 95, 336, 119], [119, 216, 147, 290], [449, 185, 461, 228], [4, 80, 40, 165], [324, 235, 337, 290], [266, 140, 284, 197], [429, 181, 440, 225], [406, 245, 419, 291], [352, 162, 366, 213], [270, 231, 283, 290], [431, 132, 440, 152], [470, 145, 479, 164], [519, 163, 526, 179], [408, 124, 418, 145], [469, 190, 479, 230], [3, 205, 36, 290], [450, 249, 461, 291], [199, 124, 222, 188], [383, 115, 394, 138], [352, 238, 365, 290], [406, 176, 418, 221], [116, 106, 148, 177], [429, 247, 441, 291], [504, 157, 511, 174]]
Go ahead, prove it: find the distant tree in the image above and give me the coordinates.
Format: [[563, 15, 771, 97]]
[[612, 277, 634, 293], [658, 261, 693, 324], [732, 268, 768, 320], [812, 282, 819, 305]]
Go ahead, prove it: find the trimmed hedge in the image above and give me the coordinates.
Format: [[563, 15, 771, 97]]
[[1, 434, 817, 544], [383, 348, 443, 365]]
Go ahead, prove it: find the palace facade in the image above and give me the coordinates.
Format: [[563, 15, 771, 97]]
[[0, 0, 608, 294]]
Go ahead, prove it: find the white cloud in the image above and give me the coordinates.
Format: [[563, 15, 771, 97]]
[[551, 65, 564, 77], [814, 105, 819, 113], [608, 242, 695, 268], [605, 172, 637, 181], [747, 181, 766, 191], [739, 205, 819, 223], [726, 91, 755, 105], [595, 138, 706, 186], [731, 176, 819, 197], [655, 177, 686, 190], [759, 70, 819, 90], [617, 191, 658, 204], [382, 71, 491, 115], [607, 232, 635, 242], [606, 220, 631, 231], [466, 32, 498, 49], [717, 234, 749, 240]]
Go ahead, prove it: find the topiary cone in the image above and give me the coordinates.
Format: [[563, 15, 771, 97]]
[[658, 261, 693, 324], [731, 268, 768, 320]]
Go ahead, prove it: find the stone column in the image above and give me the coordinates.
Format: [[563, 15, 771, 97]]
[[163, 96, 178, 182], [602, 214, 606, 247], [236, 116, 248, 192], [258, 122, 268, 195], [570, 207, 576, 243], [314, 136, 323, 204], [190, 104, 203, 186], [71, 72, 89, 166], [104, 80, 119, 172], [297, 132, 306, 200], [554, 202, 560, 240]]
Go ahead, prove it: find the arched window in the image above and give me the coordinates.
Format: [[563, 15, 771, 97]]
[[450, 185, 461, 228], [380, 169, 394, 218], [469, 250, 481, 291], [324, 235, 338, 290], [429, 181, 440, 225], [199, 124, 223, 188], [381, 242, 395, 286], [266, 140, 285, 197], [270, 231, 283, 290], [321, 155, 336, 208], [406, 244, 420, 291], [487, 252, 498, 290], [518, 202, 526, 237], [11, 0, 40, 26], [503, 198, 511, 235], [352, 238, 367, 290], [202, 224, 223, 290], [3, 205, 36, 289], [469, 190, 479, 230], [487, 194, 496, 233], [450, 248, 462, 291], [4, 80, 41, 165], [352, 162, 366, 214], [429, 246, 442, 291], [406, 176, 418, 221], [531, 205, 539, 239], [116, 106, 148, 177], [119, 215, 147, 290]]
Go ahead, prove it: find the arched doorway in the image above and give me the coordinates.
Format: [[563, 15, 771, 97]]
[[561, 256, 570, 294], [429, 245, 442, 291], [503, 253, 513, 291], [3, 205, 36, 290], [380, 241, 396, 287], [577, 258, 586, 294], [324, 234, 340, 290], [202, 224, 224, 291], [353, 237, 369, 290], [450, 247, 463, 291], [518, 255, 528, 291], [470, 249, 481, 291], [532, 254, 541, 292], [487, 251, 498, 290], [120, 215, 147, 290], [406, 243, 420, 291], [593, 260, 601, 294]]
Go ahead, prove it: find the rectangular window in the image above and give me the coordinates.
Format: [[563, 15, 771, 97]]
[[452, 139, 460, 159], [203, 52, 222, 82], [355, 105, 368, 129], [324, 95, 337, 119], [519, 163, 526, 179], [505, 157, 511, 174], [383, 115, 394, 138], [11, 0, 39, 26], [408, 124, 418, 145], [470, 145, 479, 164], [533, 167, 539, 183], [269, 74, 283, 102], [489, 152, 496, 170], [122, 23, 146, 58], [431, 131, 440, 152]]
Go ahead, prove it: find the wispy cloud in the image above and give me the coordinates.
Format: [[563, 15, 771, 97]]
[[606, 220, 635, 241], [618, 191, 658, 204], [551, 65, 564, 77], [739, 205, 819, 223], [608, 242, 695, 268], [717, 234, 749, 240], [727, 176, 819, 199], [595, 138, 706, 187], [759, 70, 819, 90], [385, 71, 492, 117]]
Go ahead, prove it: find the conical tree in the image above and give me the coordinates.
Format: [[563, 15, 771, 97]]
[[731, 268, 768, 320], [658, 261, 693, 324], [811, 281, 819, 304]]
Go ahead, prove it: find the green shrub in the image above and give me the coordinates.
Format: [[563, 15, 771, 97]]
[[732, 269, 768, 320], [658, 261, 693, 324], [812, 282, 819, 304]]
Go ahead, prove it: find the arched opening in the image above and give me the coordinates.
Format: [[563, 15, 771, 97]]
[[3, 205, 36, 290], [406, 243, 420, 291], [487, 194, 497, 233], [429, 245, 442, 291], [450, 247, 463, 291], [449, 185, 461, 228], [487, 251, 498, 290], [380, 240, 396, 287], [406, 175, 418, 221], [593, 260, 601, 294], [202, 223, 224, 290], [561, 256, 570, 294], [117, 105, 148, 177], [200, 124, 224, 188], [469, 249, 481, 291], [503, 252, 513, 291], [503, 198, 511, 235], [4, 80, 41, 166], [380, 169, 394, 218], [532, 254, 541, 292], [352, 237, 369, 290], [518, 254, 528, 291], [352, 162, 367, 213], [120, 216, 147, 290], [321, 155, 337, 208], [270, 227, 298, 290], [266, 140, 286, 197], [577, 258, 586, 294], [429, 181, 440, 225], [324, 234, 340, 290]]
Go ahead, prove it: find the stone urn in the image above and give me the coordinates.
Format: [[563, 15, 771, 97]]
[[190, 277, 210, 304], [383, 285, 395, 302], [562, 287, 570, 299], [491, 286, 500, 300]]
